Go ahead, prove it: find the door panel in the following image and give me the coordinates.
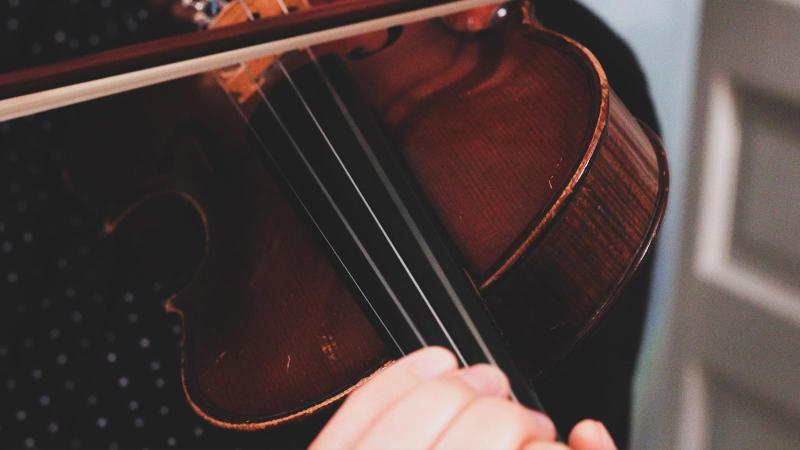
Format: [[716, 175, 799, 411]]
[[634, 0, 800, 448], [733, 87, 800, 289]]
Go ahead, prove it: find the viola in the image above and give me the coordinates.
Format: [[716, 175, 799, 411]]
[[0, 0, 668, 432]]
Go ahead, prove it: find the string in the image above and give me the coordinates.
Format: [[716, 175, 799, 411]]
[[266, 0, 473, 366], [234, 0, 488, 369], [269, 55, 474, 365], [268, 61, 472, 361], [225, 85, 409, 356], [300, 49, 502, 370], [232, 0, 436, 357], [219, 2, 538, 410], [287, 28, 522, 399], [250, 75, 426, 351], [209, 0, 416, 356], [271, 0, 485, 366]]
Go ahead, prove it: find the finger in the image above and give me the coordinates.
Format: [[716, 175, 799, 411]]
[[522, 443, 571, 450], [310, 347, 458, 450], [568, 420, 617, 450], [354, 364, 510, 450], [434, 396, 557, 450]]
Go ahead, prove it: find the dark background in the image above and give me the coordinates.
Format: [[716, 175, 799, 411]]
[[0, 1, 659, 448]]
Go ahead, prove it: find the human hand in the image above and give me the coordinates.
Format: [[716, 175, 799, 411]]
[[311, 347, 617, 450]]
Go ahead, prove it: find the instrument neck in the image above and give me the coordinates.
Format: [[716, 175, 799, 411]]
[[243, 53, 544, 410]]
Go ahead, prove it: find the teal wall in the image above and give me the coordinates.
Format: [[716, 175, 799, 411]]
[[577, 0, 703, 353], [575, 0, 705, 443]]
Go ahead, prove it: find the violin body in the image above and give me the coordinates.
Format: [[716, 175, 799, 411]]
[[60, 1, 667, 430]]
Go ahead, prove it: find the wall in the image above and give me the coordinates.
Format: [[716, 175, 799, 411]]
[[574, 0, 705, 444]]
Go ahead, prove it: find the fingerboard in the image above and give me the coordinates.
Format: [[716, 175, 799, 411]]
[[245, 53, 545, 410]]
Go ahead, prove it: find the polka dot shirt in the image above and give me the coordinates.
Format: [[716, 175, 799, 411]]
[[1, 1, 329, 447]]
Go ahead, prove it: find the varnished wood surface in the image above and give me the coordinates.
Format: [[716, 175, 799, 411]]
[[58, 3, 668, 430], [320, 16, 598, 279], [61, 77, 390, 428], [486, 92, 667, 380]]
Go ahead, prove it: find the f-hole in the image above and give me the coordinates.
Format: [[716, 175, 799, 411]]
[[346, 26, 404, 60]]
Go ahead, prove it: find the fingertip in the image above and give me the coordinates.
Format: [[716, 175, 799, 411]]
[[528, 409, 557, 441], [314, 347, 458, 450], [405, 346, 458, 379], [568, 419, 617, 450], [456, 364, 510, 396], [522, 442, 570, 450]]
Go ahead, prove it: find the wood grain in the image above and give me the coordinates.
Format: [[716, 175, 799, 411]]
[[60, 3, 668, 429]]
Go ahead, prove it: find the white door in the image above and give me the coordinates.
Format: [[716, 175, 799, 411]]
[[631, 0, 800, 448]]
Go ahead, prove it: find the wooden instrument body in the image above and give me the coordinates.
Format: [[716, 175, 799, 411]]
[[60, 2, 668, 430]]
